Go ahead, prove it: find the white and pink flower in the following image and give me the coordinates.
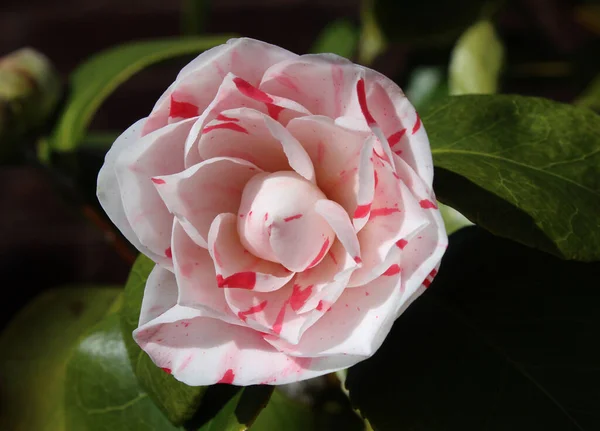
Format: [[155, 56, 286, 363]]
[[97, 38, 447, 386]]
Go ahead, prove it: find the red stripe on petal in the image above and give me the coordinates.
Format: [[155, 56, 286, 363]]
[[216, 113, 239, 122], [267, 103, 285, 121], [369, 207, 400, 219], [233, 77, 273, 103], [290, 284, 313, 312], [419, 199, 438, 209], [151, 178, 166, 185], [316, 300, 331, 312], [430, 268, 438, 277], [423, 278, 432, 288], [388, 129, 407, 146], [283, 214, 303, 222], [161, 367, 172, 374], [396, 239, 408, 249], [272, 300, 289, 335], [216, 272, 256, 289], [412, 113, 422, 134], [170, 96, 198, 119], [165, 247, 172, 259], [203, 122, 249, 134], [382, 264, 401, 276], [374, 170, 379, 189], [307, 238, 330, 269], [353, 203, 372, 219], [354, 256, 362, 264], [237, 300, 268, 322], [217, 369, 235, 384], [357, 78, 376, 125]]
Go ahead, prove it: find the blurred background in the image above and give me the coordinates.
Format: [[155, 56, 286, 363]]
[[0, 0, 599, 325]]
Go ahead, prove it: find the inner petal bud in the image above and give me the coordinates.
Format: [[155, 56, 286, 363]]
[[238, 171, 335, 272]]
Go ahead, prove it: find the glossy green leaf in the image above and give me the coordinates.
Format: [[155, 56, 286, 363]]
[[449, 20, 504, 95], [373, 0, 489, 45], [50, 36, 234, 152], [423, 94, 600, 261], [65, 313, 180, 431], [0, 287, 120, 431], [120, 254, 207, 425], [311, 20, 359, 59], [251, 389, 313, 430], [575, 74, 600, 112], [347, 226, 600, 430]]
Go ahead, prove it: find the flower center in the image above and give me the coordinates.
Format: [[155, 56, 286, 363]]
[[237, 171, 334, 272]]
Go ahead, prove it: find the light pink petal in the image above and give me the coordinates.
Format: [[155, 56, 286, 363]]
[[267, 269, 403, 358], [236, 171, 334, 272], [153, 157, 262, 248], [171, 220, 239, 325], [349, 157, 430, 287], [114, 118, 196, 267], [182, 73, 311, 168], [142, 38, 298, 136], [133, 305, 360, 385], [208, 213, 294, 292], [197, 107, 314, 181], [97, 118, 166, 264], [286, 116, 374, 227], [138, 264, 178, 326], [314, 199, 361, 265], [260, 54, 364, 119]]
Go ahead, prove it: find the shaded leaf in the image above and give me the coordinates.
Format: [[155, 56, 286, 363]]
[[449, 20, 504, 95], [423, 94, 600, 261], [251, 389, 313, 430], [0, 287, 120, 431], [65, 313, 180, 431], [120, 254, 207, 425], [311, 20, 359, 59], [358, 0, 387, 65], [50, 36, 234, 152], [347, 226, 600, 430], [575, 74, 600, 112], [405, 66, 447, 111]]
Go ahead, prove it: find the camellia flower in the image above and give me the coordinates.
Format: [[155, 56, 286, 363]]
[[97, 38, 447, 386]]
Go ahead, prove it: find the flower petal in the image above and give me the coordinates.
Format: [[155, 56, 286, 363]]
[[138, 264, 178, 326], [133, 305, 360, 385], [114, 118, 196, 267], [182, 73, 311, 168], [208, 213, 294, 292], [142, 38, 298, 136], [153, 157, 261, 248], [198, 107, 315, 182], [171, 220, 239, 324], [97, 118, 167, 264]]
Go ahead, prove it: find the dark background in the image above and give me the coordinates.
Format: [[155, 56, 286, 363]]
[[1, 0, 598, 326]]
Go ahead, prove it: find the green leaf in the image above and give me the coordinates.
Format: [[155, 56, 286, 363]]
[[449, 20, 504, 95], [405, 66, 448, 111], [181, 0, 210, 36], [0, 287, 120, 431], [120, 254, 207, 425], [373, 0, 490, 45], [358, 0, 387, 65], [575, 75, 600, 112], [311, 20, 359, 59], [438, 201, 473, 235], [346, 226, 600, 430], [65, 313, 180, 431], [423, 94, 600, 261], [50, 36, 234, 153], [251, 389, 313, 430]]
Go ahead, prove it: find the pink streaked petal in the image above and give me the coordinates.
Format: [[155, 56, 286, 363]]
[[314, 199, 361, 264], [143, 38, 298, 136], [171, 221, 239, 325], [348, 160, 430, 287], [133, 305, 359, 386], [114, 118, 196, 267], [97, 118, 166, 264], [353, 135, 376, 231], [197, 107, 314, 181], [260, 54, 364, 119], [153, 157, 262, 248], [266, 269, 402, 358], [286, 115, 370, 218], [138, 264, 178, 326], [208, 213, 294, 292]]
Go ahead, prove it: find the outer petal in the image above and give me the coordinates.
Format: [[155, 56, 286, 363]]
[[114, 119, 195, 266], [153, 157, 262, 248], [138, 264, 179, 326], [208, 213, 295, 292], [198, 108, 315, 182], [182, 73, 311, 168], [142, 38, 298, 136], [97, 118, 166, 264], [133, 305, 362, 385]]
